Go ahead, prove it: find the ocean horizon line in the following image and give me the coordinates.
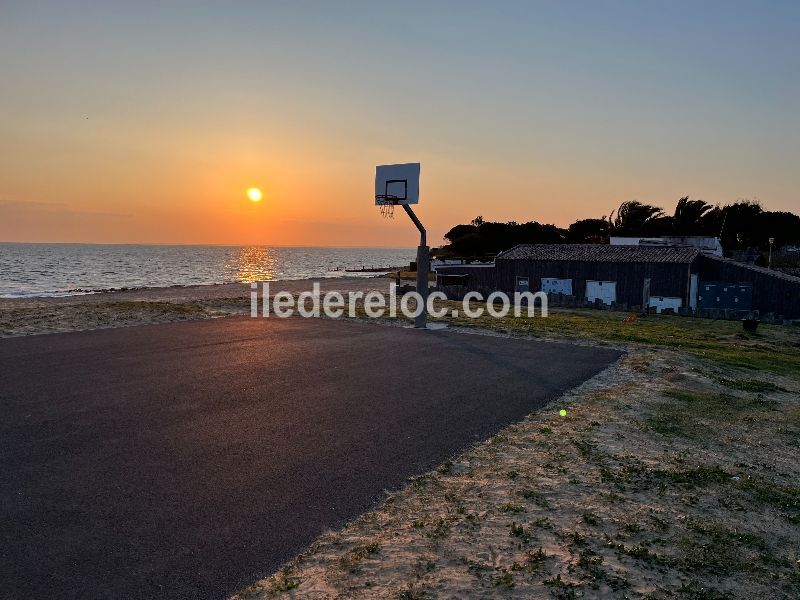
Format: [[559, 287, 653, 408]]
[[0, 241, 414, 250]]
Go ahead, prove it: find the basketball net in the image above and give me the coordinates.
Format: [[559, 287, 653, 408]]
[[376, 196, 397, 219]]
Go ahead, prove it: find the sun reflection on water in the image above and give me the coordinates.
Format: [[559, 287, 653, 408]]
[[226, 246, 277, 283]]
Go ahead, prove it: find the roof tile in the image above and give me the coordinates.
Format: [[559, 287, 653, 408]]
[[496, 244, 700, 264]]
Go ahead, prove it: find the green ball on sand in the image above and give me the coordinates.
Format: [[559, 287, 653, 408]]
[[559, 409, 567, 417]]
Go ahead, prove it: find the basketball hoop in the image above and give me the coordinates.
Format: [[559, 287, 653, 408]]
[[374, 162, 429, 328], [375, 195, 399, 218]]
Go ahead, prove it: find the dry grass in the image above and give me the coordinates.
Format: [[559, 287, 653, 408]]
[[0, 300, 218, 337], [435, 301, 800, 375]]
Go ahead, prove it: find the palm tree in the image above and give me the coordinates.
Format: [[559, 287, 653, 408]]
[[672, 197, 713, 235], [610, 201, 665, 236]]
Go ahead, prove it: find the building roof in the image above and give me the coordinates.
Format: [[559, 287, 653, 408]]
[[702, 254, 800, 284], [496, 244, 700, 264]]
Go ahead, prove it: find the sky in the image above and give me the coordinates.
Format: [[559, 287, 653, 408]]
[[1, 1, 798, 247]]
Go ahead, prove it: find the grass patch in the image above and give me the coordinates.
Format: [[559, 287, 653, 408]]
[[623, 544, 661, 564], [427, 518, 451, 539], [510, 522, 533, 544], [646, 388, 780, 437], [572, 438, 606, 462], [735, 477, 800, 512], [576, 548, 605, 582], [677, 580, 728, 599], [437, 304, 800, 377], [581, 512, 600, 526], [678, 519, 766, 575], [270, 568, 299, 593], [577, 548, 603, 567], [713, 376, 784, 393], [542, 573, 577, 596], [337, 541, 382, 573], [664, 388, 778, 412], [520, 489, 551, 508], [511, 548, 549, 573], [655, 465, 730, 488], [491, 571, 514, 587], [350, 542, 381, 559], [398, 584, 427, 600]]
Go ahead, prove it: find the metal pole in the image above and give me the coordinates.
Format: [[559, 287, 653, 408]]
[[768, 238, 774, 269], [402, 204, 428, 329]]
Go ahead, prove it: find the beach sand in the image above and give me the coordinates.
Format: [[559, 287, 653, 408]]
[[0, 277, 395, 337]]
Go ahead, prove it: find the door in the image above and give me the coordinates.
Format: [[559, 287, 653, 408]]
[[734, 284, 753, 310], [586, 280, 617, 305], [699, 283, 717, 309], [699, 282, 753, 310]]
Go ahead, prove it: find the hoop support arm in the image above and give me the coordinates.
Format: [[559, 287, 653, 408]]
[[402, 204, 429, 328], [402, 204, 426, 247]]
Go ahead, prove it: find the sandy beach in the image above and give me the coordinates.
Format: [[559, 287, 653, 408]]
[[0, 276, 395, 338]]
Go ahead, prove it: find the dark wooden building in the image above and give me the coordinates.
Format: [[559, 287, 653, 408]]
[[437, 243, 800, 318], [698, 255, 800, 318], [498, 244, 699, 309]]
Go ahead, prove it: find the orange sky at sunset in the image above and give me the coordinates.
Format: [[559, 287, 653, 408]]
[[2, 2, 798, 247], [2, 114, 790, 248]]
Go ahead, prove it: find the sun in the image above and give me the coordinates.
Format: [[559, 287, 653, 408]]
[[246, 187, 263, 202]]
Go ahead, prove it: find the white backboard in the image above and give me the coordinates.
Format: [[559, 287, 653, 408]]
[[375, 163, 420, 205]]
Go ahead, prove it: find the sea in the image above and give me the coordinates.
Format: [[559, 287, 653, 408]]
[[0, 243, 416, 298]]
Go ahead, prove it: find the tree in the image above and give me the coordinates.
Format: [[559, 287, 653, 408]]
[[437, 219, 565, 257], [699, 204, 725, 237], [567, 218, 610, 243], [720, 201, 763, 253], [642, 215, 675, 236], [610, 201, 665, 236], [434, 198, 800, 259], [754, 211, 800, 248], [672, 197, 713, 235]]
